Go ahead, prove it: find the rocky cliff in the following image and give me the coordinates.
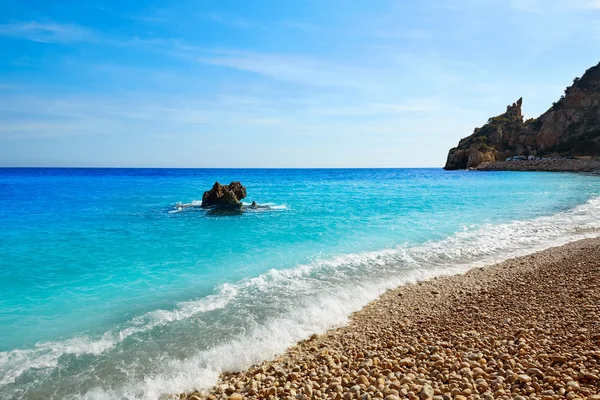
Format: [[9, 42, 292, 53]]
[[444, 62, 600, 170]]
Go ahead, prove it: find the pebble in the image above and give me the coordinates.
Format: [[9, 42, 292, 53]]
[[419, 384, 434, 400]]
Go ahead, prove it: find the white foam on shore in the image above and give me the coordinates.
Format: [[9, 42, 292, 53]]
[[0, 285, 240, 387], [2, 197, 600, 399], [0, 337, 115, 388]]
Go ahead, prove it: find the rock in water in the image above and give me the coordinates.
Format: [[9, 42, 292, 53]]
[[227, 181, 247, 201], [201, 181, 247, 210]]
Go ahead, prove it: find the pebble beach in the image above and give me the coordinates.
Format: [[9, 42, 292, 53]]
[[476, 160, 600, 173], [182, 238, 600, 400]]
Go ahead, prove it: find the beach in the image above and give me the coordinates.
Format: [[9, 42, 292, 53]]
[[182, 238, 600, 400], [475, 160, 600, 173]]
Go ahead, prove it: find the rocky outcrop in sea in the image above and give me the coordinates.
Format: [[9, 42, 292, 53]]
[[201, 181, 247, 210]]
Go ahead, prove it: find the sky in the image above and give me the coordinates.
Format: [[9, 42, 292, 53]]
[[0, 0, 599, 167]]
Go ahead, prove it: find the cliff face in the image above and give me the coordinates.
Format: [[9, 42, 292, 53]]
[[444, 62, 600, 170]]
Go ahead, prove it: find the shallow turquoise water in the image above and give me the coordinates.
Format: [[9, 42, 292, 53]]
[[0, 168, 599, 399]]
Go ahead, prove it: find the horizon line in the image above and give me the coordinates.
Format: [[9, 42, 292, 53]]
[[0, 166, 444, 170]]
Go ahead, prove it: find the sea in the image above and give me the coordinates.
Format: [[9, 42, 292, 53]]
[[1, 168, 599, 399]]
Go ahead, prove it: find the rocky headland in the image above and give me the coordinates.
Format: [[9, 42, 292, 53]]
[[181, 238, 600, 400], [444, 62, 600, 171]]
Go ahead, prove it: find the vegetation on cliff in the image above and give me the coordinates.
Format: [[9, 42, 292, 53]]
[[444, 62, 600, 170]]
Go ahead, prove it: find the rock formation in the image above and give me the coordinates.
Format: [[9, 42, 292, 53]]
[[201, 181, 247, 210], [444, 61, 600, 170]]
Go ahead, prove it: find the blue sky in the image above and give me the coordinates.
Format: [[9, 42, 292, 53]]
[[0, 0, 599, 167]]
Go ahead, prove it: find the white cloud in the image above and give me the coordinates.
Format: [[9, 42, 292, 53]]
[[206, 14, 257, 28], [198, 50, 397, 92], [306, 100, 441, 117], [0, 122, 83, 139], [511, 0, 600, 11], [372, 29, 433, 40], [371, 100, 440, 113], [279, 21, 319, 33], [584, 0, 600, 8], [0, 89, 293, 140], [0, 22, 97, 43], [509, 0, 544, 12]]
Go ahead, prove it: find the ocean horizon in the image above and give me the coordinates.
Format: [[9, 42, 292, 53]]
[[1, 168, 599, 399]]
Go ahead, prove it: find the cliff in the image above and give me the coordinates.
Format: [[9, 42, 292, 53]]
[[444, 62, 600, 170]]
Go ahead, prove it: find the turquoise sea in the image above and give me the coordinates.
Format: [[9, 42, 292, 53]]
[[1, 168, 599, 399]]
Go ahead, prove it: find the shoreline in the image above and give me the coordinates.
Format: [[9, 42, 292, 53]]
[[474, 159, 600, 173], [181, 238, 600, 400]]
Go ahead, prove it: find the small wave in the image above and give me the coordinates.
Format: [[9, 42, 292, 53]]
[[0, 285, 240, 387], [168, 201, 203, 214], [242, 202, 289, 212], [169, 202, 288, 214], [0, 337, 115, 386]]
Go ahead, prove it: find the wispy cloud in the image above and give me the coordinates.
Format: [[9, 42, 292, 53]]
[[511, 0, 600, 11], [279, 21, 319, 32], [0, 88, 292, 140], [206, 13, 259, 28], [584, 0, 600, 8], [371, 100, 441, 112], [198, 50, 395, 91], [372, 29, 433, 40], [205, 14, 319, 33], [305, 99, 442, 117], [509, 0, 544, 13], [0, 21, 97, 43], [0, 122, 83, 139], [125, 14, 170, 23]]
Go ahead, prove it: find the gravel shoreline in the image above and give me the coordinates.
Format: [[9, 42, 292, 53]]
[[475, 160, 600, 173], [181, 238, 600, 400]]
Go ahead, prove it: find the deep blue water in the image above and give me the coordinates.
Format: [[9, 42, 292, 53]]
[[1, 168, 599, 399]]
